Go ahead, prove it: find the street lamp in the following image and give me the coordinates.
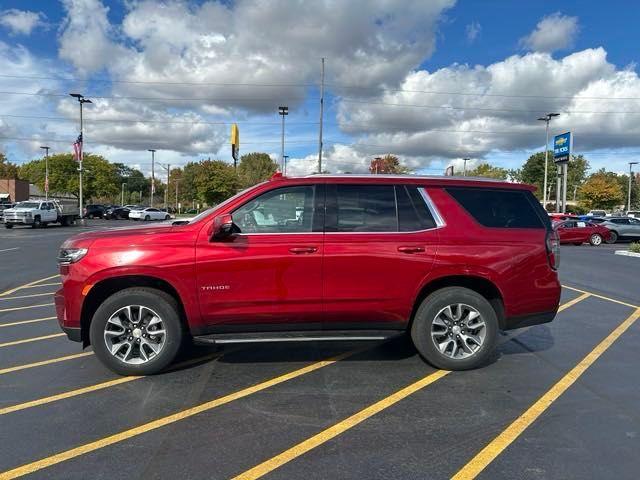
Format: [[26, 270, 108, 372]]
[[40, 146, 50, 200], [278, 106, 288, 171], [283, 155, 289, 176], [537, 113, 560, 210], [148, 149, 156, 207], [69, 93, 92, 221], [463, 158, 470, 176], [629, 162, 639, 213]]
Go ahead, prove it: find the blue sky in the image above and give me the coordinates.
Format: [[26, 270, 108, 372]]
[[1, 0, 640, 176]]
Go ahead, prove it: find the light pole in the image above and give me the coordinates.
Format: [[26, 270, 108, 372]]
[[175, 178, 180, 213], [40, 146, 50, 200], [463, 158, 470, 176], [160, 163, 170, 209], [278, 106, 288, 171], [121, 182, 126, 206], [629, 162, 639, 213], [537, 113, 560, 210], [283, 155, 289, 176], [148, 149, 156, 207], [70, 93, 92, 221]]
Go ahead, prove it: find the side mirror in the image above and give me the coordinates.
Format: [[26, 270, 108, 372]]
[[211, 214, 235, 241]]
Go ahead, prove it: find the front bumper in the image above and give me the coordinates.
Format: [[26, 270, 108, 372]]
[[62, 326, 82, 342]]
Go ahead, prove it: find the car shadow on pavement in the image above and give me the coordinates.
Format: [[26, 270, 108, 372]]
[[495, 325, 555, 359]]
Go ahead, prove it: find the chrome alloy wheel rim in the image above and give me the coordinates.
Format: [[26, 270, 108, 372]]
[[103, 305, 166, 365], [431, 303, 486, 360], [591, 234, 602, 245]]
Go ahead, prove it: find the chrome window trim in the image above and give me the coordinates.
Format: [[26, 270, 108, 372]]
[[234, 185, 445, 236], [418, 187, 446, 228]]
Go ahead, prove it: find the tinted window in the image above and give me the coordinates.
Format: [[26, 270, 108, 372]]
[[233, 185, 315, 233], [446, 188, 544, 229], [611, 219, 629, 224], [396, 186, 436, 231], [334, 185, 396, 232]]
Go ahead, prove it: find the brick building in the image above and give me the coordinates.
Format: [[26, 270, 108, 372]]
[[0, 178, 29, 203]]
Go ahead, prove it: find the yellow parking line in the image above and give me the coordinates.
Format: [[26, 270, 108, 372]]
[[232, 369, 450, 480], [0, 333, 65, 348], [0, 352, 223, 416], [21, 282, 61, 289], [0, 348, 365, 479], [0, 292, 54, 301], [452, 306, 640, 480], [0, 316, 57, 328], [0, 303, 54, 314], [0, 352, 94, 375], [0, 275, 60, 297], [557, 292, 590, 312], [562, 284, 639, 309]]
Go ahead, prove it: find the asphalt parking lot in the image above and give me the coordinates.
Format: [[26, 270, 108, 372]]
[[0, 220, 639, 479]]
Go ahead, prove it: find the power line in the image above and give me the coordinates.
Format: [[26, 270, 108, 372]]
[[1, 73, 639, 101]]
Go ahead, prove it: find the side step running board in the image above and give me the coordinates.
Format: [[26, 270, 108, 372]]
[[193, 330, 403, 346]]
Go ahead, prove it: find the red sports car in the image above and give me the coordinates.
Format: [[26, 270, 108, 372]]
[[554, 219, 611, 245]]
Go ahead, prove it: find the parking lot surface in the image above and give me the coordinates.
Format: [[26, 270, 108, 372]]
[[1, 221, 639, 479]]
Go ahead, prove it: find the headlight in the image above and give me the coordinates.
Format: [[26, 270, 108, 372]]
[[57, 247, 88, 265]]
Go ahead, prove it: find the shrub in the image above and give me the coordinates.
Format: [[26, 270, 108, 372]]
[[629, 242, 640, 254]]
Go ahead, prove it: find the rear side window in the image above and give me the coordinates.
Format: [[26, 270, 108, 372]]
[[396, 186, 436, 231], [446, 187, 545, 229], [334, 185, 396, 232]]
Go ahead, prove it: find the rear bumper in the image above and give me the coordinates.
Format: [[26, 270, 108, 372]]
[[502, 310, 557, 331]]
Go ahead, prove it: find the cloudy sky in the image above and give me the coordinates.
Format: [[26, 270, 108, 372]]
[[1, 0, 640, 176]]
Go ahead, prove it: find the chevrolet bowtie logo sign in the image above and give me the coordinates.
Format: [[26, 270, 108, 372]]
[[555, 137, 567, 146], [553, 132, 572, 164]]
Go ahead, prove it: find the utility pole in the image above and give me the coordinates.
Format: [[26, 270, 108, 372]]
[[40, 146, 50, 200], [148, 149, 156, 207], [463, 158, 470, 176], [160, 163, 170, 209], [69, 93, 92, 223], [175, 178, 180, 213], [537, 113, 560, 210], [318, 57, 325, 174], [278, 106, 288, 172], [629, 162, 639, 213]]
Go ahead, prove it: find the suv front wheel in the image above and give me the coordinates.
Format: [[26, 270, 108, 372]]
[[90, 287, 183, 375], [411, 287, 498, 370]]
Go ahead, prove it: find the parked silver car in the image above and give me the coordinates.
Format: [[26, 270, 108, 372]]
[[600, 217, 640, 243]]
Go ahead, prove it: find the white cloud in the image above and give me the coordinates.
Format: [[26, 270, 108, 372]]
[[338, 48, 640, 163], [0, 9, 46, 36], [465, 21, 481, 43], [520, 12, 579, 53]]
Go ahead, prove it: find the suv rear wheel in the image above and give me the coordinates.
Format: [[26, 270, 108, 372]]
[[411, 287, 498, 370], [89, 287, 183, 375]]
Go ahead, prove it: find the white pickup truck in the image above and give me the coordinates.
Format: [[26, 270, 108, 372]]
[[3, 199, 79, 228]]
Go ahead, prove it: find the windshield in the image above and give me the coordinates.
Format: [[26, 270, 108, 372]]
[[15, 202, 40, 209], [184, 185, 258, 224]]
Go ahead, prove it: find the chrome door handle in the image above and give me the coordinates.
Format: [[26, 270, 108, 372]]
[[398, 246, 425, 254], [289, 246, 318, 254]]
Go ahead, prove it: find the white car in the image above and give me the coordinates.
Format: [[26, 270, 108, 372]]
[[128, 207, 171, 221]]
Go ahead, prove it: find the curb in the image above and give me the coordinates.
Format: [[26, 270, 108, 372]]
[[614, 250, 640, 258]]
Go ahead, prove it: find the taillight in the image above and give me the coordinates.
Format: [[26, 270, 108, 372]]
[[546, 229, 560, 270]]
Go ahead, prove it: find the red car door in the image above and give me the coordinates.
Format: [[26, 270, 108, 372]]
[[195, 183, 324, 331], [322, 183, 439, 329]]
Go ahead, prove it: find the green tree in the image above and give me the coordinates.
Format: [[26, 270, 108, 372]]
[[369, 154, 411, 174], [0, 153, 19, 178], [196, 160, 239, 205], [520, 151, 589, 199], [465, 163, 508, 180], [578, 170, 624, 210], [237, 152, 278, 188]]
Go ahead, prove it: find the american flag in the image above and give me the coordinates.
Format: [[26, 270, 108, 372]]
[[72, 133, 83, 162]]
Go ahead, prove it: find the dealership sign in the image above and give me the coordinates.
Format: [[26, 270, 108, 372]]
[[553, 132, 572, 163]]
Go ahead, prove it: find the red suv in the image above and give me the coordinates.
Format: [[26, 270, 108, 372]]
[[56, 175, 561, 375]]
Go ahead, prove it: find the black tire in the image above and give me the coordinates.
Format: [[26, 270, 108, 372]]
[[411, 287, 498, 371], [88, 213, 94, 219], [89, 287, 184, 375], [32, 216, 41, 228], [145, 215, 150, 221], [606, 231, 618, 244], [5, 223, 13, 229], [165, 215, 170, 221], [589, 233, 603, 246]]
